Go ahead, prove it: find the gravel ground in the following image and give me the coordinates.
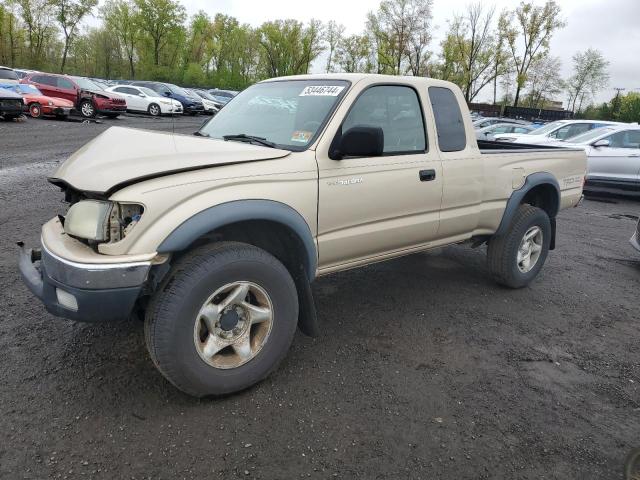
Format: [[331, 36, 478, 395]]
[[1, 114, 639, 480]]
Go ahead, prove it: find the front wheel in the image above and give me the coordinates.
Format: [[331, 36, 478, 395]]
[[487, 205, 551, 288], [79, 100, 96, 118], [148, 103, 161, 116], [144, 242, 299, 397], [28, 103, 42, 118]]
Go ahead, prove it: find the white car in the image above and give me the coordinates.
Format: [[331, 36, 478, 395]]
[[106, 85, 183, 116], [558, 125, 640, 194], [186, 89, 219, 115], [495, 119, 623, 145], [0, 66, 20, 84], [476, 123, 536, 141]]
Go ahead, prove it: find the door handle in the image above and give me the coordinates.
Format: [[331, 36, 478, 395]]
[[419, 169, 436, 181]]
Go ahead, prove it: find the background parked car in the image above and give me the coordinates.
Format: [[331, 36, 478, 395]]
[[560, 125, 640, 195], [20, 73, 126, 118], [106, 84, 183, 116], [476, 123, 536, 141], [185, 88, 218, 114], [473, 117, 530, 129], [1, 83, 73, 119], [0, 87, 23, 120], [131, 81, 204, 115], [0, 66, 19, 84], [207, 88, 238, 105], [494, 119, 623, 144]]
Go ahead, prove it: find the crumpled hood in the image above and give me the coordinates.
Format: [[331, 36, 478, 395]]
[[50, 126, 291, 194]]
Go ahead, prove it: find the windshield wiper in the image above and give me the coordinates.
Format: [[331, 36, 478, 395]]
[[223, 134, 276, 148]]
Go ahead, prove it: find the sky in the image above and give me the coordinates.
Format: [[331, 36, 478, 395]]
[[96, 0, 640, 106]]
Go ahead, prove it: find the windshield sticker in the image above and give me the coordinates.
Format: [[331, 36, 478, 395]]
[[299, 85, 345, 97], [291, 130, 313, 143]]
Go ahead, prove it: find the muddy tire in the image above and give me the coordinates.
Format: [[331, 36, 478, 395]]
[[145, 242, 299, 397], [487, 205, 551, 289]]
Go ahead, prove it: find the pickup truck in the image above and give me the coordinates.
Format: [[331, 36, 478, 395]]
[[19, 74, 586, 397]]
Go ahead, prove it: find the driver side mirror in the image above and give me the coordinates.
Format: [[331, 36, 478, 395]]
[[331, 126, 384, 160], [163, 91, 171, 97], [138, 93, 145, 97], [592, 139, 610, 147]]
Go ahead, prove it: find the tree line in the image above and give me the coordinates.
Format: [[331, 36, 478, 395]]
[[0, 0, 620, 114]]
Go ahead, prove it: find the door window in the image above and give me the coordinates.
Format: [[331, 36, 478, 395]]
[[428, 86, 466, 152], [606, 130, 640, 149], [552, 123, 591, 140], [342, 85, 426, 154], [34, 75, 56, 87], [57, 78, 75, 90]]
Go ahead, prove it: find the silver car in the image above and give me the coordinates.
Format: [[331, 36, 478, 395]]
[[562, 125, 640, 194], [476, 123, 536, 141]]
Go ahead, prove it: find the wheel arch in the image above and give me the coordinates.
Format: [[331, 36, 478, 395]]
[[156, 200, 319, 337], [157, 200, 317, 281], [495, 172, 561, 247]]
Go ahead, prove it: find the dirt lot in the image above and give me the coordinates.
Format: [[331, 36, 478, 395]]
[[1, 114, 638, 479]]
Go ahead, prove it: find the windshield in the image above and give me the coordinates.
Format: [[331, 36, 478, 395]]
[[9, 84, 41, 95], [73, 77, 103, 91], [0, 68, 18, 80], [167, 84, 190, 97], [565, 126, 616, 144], [139, 87, 158, 97], [531, 121, 566, 136], [199, 80, 350, 150]]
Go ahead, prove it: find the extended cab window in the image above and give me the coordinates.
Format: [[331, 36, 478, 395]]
[[428, 86, 466, 152], [342, 85, 426, 154]]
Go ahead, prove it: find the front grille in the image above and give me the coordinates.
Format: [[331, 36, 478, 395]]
[[0, 99, 21, 109]]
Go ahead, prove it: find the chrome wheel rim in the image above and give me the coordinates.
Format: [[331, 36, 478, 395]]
[[81, 102, 94, 117], [193, 281, 273, 369], [517, 226, 543, 273], [150, 105, 159, 115]]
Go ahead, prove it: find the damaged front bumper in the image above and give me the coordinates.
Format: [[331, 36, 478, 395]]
[[18, 240, 152, 323]]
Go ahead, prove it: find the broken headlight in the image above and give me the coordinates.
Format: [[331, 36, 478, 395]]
[[64, 200, 144, 243]]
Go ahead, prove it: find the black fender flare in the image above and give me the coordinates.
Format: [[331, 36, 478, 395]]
[[495, 172, 561, 238], [157, 199, 318, 282]]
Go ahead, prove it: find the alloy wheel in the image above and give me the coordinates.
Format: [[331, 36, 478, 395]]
[[517, 226, 543, 273]]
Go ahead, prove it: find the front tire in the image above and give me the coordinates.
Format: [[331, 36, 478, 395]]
[[148, 103, 161, 116], [28, 103, 42, 118], [80, 99, 96, 118], [487, 205, 551, 288], [145, 242, 299, 397]]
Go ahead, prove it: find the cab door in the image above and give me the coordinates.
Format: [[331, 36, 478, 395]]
[[316, 84, 443, 271]]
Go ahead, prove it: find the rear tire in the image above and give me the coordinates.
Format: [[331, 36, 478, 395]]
[[28, 103, 42, 118], [487, 205, 551, 288], [145, 242, 299, 397]]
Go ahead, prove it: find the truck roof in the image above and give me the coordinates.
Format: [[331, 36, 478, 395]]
[[262, 73, 458, 89]]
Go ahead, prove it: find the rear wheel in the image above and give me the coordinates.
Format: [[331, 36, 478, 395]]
[[148, 103, 161, 116], [145, 242, 299, 397], [80, 99, 95, 118], [487, 205, 551, 288], [28, 103, 42, 118]]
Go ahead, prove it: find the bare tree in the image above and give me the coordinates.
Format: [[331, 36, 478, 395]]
[[499, 1, 566, 107], [566, 48, 609, 113], [324, 20, 345, 73], [522, 55, 564, 108], [366, 0, 434, 75], [53, 0, 98, 72]]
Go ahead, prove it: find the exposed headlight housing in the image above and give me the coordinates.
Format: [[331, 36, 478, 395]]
[[64, 200, 144, 243]]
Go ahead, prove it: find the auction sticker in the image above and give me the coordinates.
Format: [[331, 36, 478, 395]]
[[291, 130, 313, 143], [299, 85, 345, 96]]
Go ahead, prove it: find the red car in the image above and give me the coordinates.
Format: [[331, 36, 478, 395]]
[[3, 83, 74, 119], [20, 73, 126, 118]]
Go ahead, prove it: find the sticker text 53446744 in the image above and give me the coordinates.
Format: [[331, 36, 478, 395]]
[[299, 85, 345, 97]]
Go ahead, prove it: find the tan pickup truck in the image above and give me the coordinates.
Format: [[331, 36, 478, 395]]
[[19, 74, 586, 396]]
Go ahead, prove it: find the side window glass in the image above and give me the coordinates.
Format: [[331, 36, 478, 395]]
[[37, 75, 55, 86], [342, 85, 426, 154], [57, 78, 74, 90], [428, 86, 466, 152], [626, 131, 640, 149]]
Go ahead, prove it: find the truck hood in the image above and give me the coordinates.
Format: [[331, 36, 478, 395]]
[[50, 126, 291, 195]]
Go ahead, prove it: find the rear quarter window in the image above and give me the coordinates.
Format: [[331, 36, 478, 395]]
[[428, 86, 466, 152]]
